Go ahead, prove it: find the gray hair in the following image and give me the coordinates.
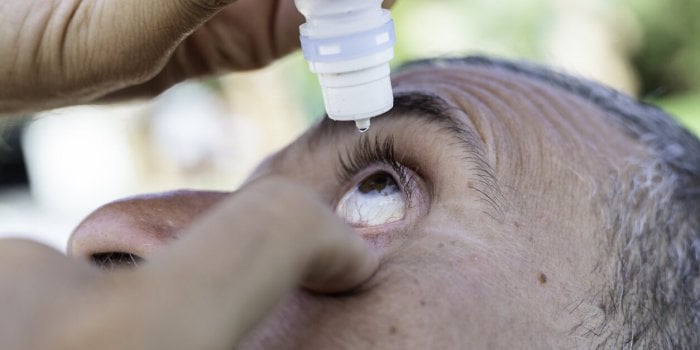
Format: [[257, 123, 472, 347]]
[[402, 56, 700, 349]]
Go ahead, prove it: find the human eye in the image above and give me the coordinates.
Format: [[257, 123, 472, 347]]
[[334, 136, 419, 228], [335, 171, 406, 226]]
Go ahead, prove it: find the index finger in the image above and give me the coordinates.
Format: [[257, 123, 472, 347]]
[[121, 176, 378, 349]]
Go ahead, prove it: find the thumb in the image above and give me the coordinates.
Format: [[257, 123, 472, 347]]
[[1, 0, 240, 113], [60, 0, 238, 89], [301, 223, 379, 294]]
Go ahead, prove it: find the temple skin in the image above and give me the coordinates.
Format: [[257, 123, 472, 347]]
[[69, 62, 650, 349]]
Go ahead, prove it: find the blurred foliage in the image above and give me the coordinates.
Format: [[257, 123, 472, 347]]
[[622, 0, 700, 95], [281, 54, 326, 119], [622, 0, 700, 135], [655, 93, 700, 135]]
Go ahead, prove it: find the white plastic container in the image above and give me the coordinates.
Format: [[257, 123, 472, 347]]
[[295, 0, 396, 131]]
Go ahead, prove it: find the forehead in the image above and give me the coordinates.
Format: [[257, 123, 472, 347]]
[[256, 61, 647, 203]]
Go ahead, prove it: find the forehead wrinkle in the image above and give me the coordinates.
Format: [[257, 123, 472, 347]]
[[453, 75, 593, 204], [400, 66, 576, 145], [461, 66, 606, 150], [393, 66, 618, 196], [401, 58, 653, 159], [431, 65, 644, 194], [428, 79, 531, 193]]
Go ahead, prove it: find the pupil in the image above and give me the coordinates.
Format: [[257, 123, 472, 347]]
[[358, 173, 393, 194]]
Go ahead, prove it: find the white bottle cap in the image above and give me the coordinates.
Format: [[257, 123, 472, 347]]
[[317, 62, 393, 125], [299, 10, 396, 131]]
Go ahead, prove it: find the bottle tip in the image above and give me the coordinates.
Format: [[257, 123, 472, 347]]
[[355, 118, 371, 133]]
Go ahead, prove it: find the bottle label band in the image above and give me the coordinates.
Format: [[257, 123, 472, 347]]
[[300, 19, 396, 63]]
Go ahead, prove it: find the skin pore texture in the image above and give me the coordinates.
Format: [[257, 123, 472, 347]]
[[68, 58, 699, 349]]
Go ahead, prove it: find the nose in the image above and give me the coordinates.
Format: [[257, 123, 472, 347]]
[[68, 190, 228, 268]]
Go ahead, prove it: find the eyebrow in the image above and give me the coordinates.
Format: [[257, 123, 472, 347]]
[[316, 91, 505, 220]]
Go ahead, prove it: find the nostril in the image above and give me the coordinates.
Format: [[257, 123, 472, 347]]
[[90, 252, 144, 270]]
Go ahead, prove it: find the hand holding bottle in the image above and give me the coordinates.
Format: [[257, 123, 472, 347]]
[[0, 0, 396, 115], [0, 0, 302, 114]]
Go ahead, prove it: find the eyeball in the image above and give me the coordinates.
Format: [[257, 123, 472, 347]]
[[335, 172, 406, 227]]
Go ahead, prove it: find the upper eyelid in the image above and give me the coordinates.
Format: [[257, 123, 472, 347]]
[[335, 135, 415, 201], [335, 134, 399, 184]]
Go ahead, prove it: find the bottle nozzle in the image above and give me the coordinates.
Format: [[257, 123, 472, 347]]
[[355, 118, 370, 132]]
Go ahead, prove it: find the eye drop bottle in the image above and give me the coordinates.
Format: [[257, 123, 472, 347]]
[[294, 0, 396, 132]]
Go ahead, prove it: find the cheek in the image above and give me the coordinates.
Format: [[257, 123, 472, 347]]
[[368, 240, 532, 347], [243, 222, 560, 349], [242, 249, 488, 349], [390, 216, 557, 331]]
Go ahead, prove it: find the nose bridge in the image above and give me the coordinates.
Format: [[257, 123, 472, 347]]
[[68, 190, 229, 260]]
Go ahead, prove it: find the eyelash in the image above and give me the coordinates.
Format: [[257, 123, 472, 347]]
[[336, 135, 415, 201]]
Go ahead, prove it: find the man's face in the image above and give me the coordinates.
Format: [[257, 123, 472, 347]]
[[68, 63, 646, 348]]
